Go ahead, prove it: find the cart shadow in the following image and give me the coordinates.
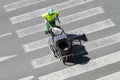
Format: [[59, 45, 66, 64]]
[[67, 33, 88, 42], [67, 44, 90, 65], [65, 34, 90, 65]]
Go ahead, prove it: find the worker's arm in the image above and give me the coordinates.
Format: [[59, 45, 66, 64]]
[[41, 13, 48, 22], [56, 14, 60, 26]]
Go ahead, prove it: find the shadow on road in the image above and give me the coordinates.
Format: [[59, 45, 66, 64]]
[[65, 34, 90, 66]]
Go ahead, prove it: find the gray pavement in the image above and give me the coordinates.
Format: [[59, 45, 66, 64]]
[[0, 0, 120, 80]]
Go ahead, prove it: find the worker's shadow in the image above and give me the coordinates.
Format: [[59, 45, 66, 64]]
[[65, 34, 90, 65]]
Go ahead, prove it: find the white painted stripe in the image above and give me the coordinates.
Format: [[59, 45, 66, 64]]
[[16, 23, 44, 38], [10, 0, 94, 24], [31, 55, 57, 68], [0, 32, 12, 38], [96, 71, 120, 80], [67, 19, 115, 34], [31, 19, 116, 69], [23, 19, 115, 53], [19, 75, 34, 80], [23, 38, 48, 53], [0, 55, 17, 62], [16, 6, 104, 38], [84, 32, 120, 51], [3, 0, 46, 12], [38, 51, 120, 80]]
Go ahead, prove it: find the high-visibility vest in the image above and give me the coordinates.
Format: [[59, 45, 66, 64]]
[[42, 11, 59, 21]]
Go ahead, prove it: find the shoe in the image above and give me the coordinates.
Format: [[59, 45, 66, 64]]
[[45, 31, 48, 34]]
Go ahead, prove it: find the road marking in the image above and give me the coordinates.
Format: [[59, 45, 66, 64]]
[[10, 0, 94, 24], [19, 75, 34, 80], [0, 32, 12, 38], [23, 38, 48, 53], [31, 31, 120, 69], [16, 23, 44, 38], [0, 55, 17, 62], [23, 19, 115, 53], [32, 22, 120, 70], [16, 6, 104, 38], [3, 0, 46, 12], [38, 51, 120, 80], [84, 32, 120, 51], [67, 19, 114, 34], [96, 71, 120, 80], [31, 55, 57, 68]]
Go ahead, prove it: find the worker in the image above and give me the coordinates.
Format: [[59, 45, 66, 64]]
[[41, 9, 60, 34]]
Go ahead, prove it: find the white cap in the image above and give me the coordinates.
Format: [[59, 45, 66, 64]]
[[48, 9, 54, 15]]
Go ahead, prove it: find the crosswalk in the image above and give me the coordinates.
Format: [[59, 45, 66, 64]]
[[16, 6, 104, 38], [9, 0, 94, 24], [96, 71, 120, 80], [2, 0, 120, 80], [23, 19, 115, 53], [32, 31, 120, 69], [38, 51, 120, 80], [3, 0, 46, 12]]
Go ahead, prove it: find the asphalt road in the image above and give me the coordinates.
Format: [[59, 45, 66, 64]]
[[0, 0, 120, 80]]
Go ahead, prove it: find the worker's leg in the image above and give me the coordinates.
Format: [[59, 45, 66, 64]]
[[45, 20, 55, 34], [45, 22, 50, 34]]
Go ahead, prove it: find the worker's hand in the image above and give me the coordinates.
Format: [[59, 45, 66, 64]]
[[44, 19, 47, 22]]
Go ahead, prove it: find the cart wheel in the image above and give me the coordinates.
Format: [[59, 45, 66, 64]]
[[50, 44, 57, 58], [62, 58, 66, 64], [52, 50, 57, 58], [62, 57, 68, 64], [70, 53, 74, 57]]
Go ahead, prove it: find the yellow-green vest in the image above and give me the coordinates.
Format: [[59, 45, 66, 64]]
[[42, 11, 59, 21]]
